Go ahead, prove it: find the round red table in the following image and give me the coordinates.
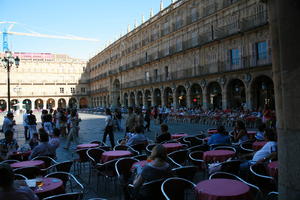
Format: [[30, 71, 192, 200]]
[[208, 129, 218, 134], [77, 143, 99, 149], [131, 160, 149, 172], [252, 141, 267, 151], [203, 150, 235, 163], [267, 161, 278, 177], [101, 150, 132, 163], [195, 178, 252, 200], [171, 133, 188, 139], [10, 160, 45, 169], [162, 143, 183, 153], [34, 178, 65, 199]]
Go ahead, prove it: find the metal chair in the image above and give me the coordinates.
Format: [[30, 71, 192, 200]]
[[32, 155, 57, 168], [212, 145, 237, 153], [14, 173, 28, 180], [171, 166, 198, 182], [114, 145, 129, 151], [250, 164, 277, 193], [187, 144, 209, 152], [183, 136, 203, 147], [87, 148, 105, 183], [145, 143, 157, 155], [168, 149, 189, 167], [43, 192, 83, 200], [95, 159, 118, 192], [266, 191, 279, 200], [74, 149, 89, 175], [161, 177, 197, 200], [132, 154, 147, 161], [128, 178, 165, 200], [0, 159, 20, 164], [13, 166, 41, 179]]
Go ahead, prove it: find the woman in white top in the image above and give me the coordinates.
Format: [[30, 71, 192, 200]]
[[102, 108, 115, 147]]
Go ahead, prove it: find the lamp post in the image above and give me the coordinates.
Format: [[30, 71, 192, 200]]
[[1, 51, 20, 112]]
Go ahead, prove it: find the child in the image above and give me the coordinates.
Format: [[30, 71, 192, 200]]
[[29, 133, 39, 150]]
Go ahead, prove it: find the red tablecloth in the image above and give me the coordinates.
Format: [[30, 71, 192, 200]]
[[204, 137, 211, 142], [162, 143, 183, 153], [77, 143, 99, 149], [267, 161, 278, 177], [34, 178, 65, 199], [131, 160, 149, 172], [195, 178, 252, 200], [101, 150, 132, 163], [10, 160, 45, 169], [171, 134, 188, 139], [203, 150, 235, 163], [208, 129, 218, 134], [252, 141, 267, 151], [247, 131, 257, 135]]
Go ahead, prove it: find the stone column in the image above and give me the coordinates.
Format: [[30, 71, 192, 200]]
[[186, 88, 192, 108], [202, 88, 208, 110], [172, 89, 177, 108], [245, 86, 252, 110], [221, 87, 227, 110], [268, 1, 300, 199], [151, 91, 155, 107]]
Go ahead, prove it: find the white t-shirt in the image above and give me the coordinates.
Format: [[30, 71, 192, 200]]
[[252, 141, 277, 163]]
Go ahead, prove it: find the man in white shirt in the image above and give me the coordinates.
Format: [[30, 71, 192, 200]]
[[239, 128, 277, 176]]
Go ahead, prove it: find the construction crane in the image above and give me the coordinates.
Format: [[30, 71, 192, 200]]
[[0, 21, 99, 52]]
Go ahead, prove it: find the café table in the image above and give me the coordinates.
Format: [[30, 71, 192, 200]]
[[101, 150, 132, 163], [252, 141, 267, 151], [10, 160, 45, 169], [267, 161, 278, 177], [203, 150, 235, 163], [195, 178, 252, 200], [171, 133, 188, 139], [77, 143, 99, 149], [208, 129, 218, 134], [162, 143, 184, 153], [33, 177, 65, 199]]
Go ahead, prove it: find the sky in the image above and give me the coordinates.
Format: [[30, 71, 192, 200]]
[[0, 0, 170, 60]]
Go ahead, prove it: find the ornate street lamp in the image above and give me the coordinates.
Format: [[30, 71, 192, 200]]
[[1, 51, 20, 112]]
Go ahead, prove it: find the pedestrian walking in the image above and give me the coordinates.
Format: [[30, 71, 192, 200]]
[[23, 110, 30, 140], [64, 110, 81, 150], [27, 110, 37, 139], [102, 108, 115, 147]]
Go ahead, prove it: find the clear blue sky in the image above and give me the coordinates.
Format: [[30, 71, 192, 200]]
[[0, 0, 169, 60]]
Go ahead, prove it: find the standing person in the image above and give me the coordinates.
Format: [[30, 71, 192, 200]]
[[43, 114, 54, 137], [135, 108, 144, 132], [41, 110, 48, 127], [27, 110, 37, 139], [59, 109, 67, 137], [102, 108, 115, 147], [144, 108, 151, 132], [114, 108, 123, 131], [2, 112, 16, 134], [23, 110, 30, 140], [155, 124, 171, 143], [125, 107, 136, 133], [64, 110, 81, 150]]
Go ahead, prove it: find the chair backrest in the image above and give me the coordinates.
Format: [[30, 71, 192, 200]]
[[183, 136, 203, 147], [187, 144, 209, 152], [146, 144, 156, 155], [132, 154, 147, 161], [168, 149, 188, 166], [239, 142, 254, 153], [43, 192, 83, 200], [171, 166, 198, 181], [115, 158, 139, 180], [55, 160, 74, 173], [131, 142, 148, 153], [266, 191, 278, 200], [76, 149, 89, 163], [212, 146, 236, 153], [87, 148, 105, 164], [32, 156, 57, 168], [46, 171, 84, 193], [161, 177, 197, 200], [0, 159, 19, 164], [13, 166, 41, 179], [140, 178, 165, 200], [90, 141, 106, 146], [96, 159, 118, 178], [220, 160, 241, 175], [14, 173, 28, 180], [114, 145, 129, 151], [188, 151, 205, 170], [87, 198, 108, 200], [250, 164, 276, 193], [209, 143, 232, 150], [98, 146, 111, 151]]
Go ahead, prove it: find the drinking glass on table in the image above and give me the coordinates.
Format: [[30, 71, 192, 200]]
[[36, 177, 44, 191]]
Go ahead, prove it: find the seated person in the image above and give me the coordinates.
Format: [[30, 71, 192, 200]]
[[49, 128, 60, 150], [0, 130, 19, 160], [121, 126, 148, 146], [132, 144, 172, 198], [29, 133, 39, 150], [255, 123, 266, 141], [155, 124, 171, 143], [29, 128, 56, 159], [240, 128, 277, 176], [0, 163, 39, 200], [232, 120, 249, 144], [208, 125, 231, 146]]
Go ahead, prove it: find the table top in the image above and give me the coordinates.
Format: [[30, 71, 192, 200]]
[[196, 178, 251, 200], [208, 129, 218, 134], [102, 150, 132, 157], [171, 133, 188, 139], [203, 150, 235, 162], [162, 143, 183, 148], [10, 160, 45, 169], [247, 131, 257, 135], [34, 178, 63, 194], [77, 143, 99, 149]]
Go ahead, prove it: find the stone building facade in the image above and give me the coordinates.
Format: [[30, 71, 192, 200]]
[[88, 0, 275, 111], [0, 52, 89, 111]]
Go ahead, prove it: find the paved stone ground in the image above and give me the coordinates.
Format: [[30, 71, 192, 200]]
[[0, 111, 237, 199]]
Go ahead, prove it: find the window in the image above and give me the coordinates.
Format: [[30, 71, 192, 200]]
[[154, 69, 158, 80], [230, 49, 240, 65], [60, 88, 64, 94], [71, 88, 75, 94], [176, 40, 182, 51], [81, 88, 86, 93], [191, 8, 198, 22], [257, 41, 267, 60], [192, 31, 198, 46], [145, 71, 150, 81], [165, 66, 169, 78]]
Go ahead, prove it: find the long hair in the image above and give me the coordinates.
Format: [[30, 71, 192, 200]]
[[149, 144, 167, 161]]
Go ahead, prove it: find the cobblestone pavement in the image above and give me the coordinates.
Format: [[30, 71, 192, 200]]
[[0, 111, 232, 199]]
